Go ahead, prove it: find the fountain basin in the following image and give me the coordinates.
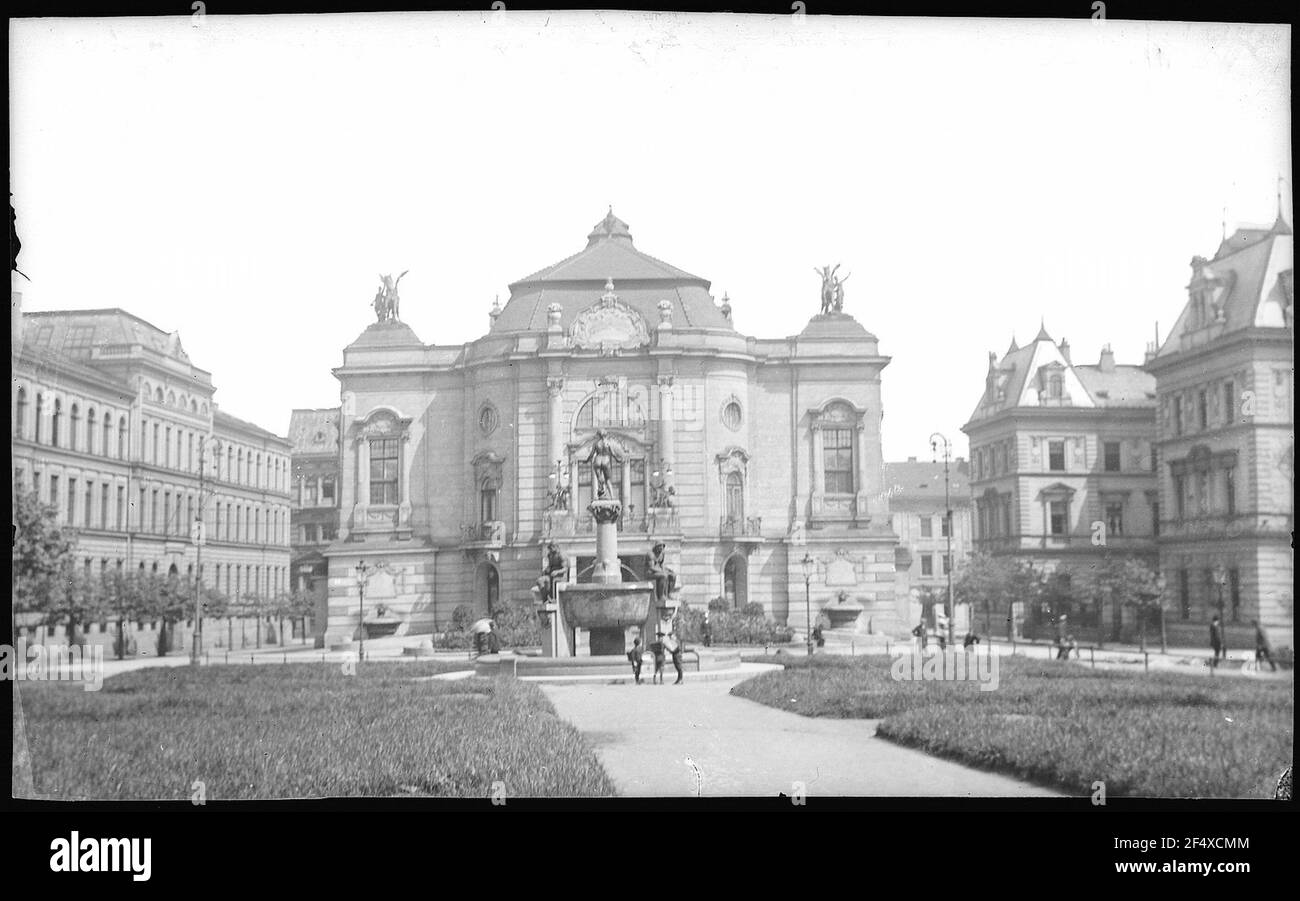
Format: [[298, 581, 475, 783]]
[[558, 582, 656, 630], [823, 600, 865, 629]]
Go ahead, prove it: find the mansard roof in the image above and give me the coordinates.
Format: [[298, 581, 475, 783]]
[[22, 308, 195, 364], [1155, 214, 1293, 360]]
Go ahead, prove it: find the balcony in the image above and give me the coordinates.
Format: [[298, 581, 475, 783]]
[[460, 521, 505, 547], [541, 509, 680, 539], [720, 516, 763, 543]]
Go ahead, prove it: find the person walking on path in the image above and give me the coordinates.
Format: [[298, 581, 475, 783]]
[[1252, 620, 1277, 672], [812, 623, 825, 649], [1054, 614, 1071, 660], [627, 638, 644, 684], [649, 635, 667, 684], [1209, 615, 1225, 667], [702, 611, 712, 647]]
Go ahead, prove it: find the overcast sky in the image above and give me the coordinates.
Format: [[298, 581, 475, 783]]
[[10, 13, 1291, 462]]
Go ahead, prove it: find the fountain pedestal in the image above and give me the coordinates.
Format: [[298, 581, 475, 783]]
[[551, 498, 656, 657]]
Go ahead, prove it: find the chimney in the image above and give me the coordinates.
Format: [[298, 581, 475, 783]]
[[1143, 340, 1157, 365], [1099, 343, 1116, 372], [907, 456, 917, 463], [1058, 338, 1071, 365]]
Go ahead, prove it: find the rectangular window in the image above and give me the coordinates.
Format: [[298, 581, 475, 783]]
[[920, 554, 933, 576], [151, 489, 159, 533], [1048, 500, 1068, 536], [1179, 570, 1190, 619], [369, 438, 400, 505], [1197, 390, 1208, 430], [822, 428, 854, 494], [1105, 501, 1124, 536], [321, 477, 335, 503], [164, 492, 172, 536], [63, 325, 95, 350], [67, 478, 77, 524], [1224, 466, 1236, 516], [1103, 441, 1121, 472], [1174, 398, 1184, 435], [942, 554, 951, 575], [1151, 502, 1160, 537], [100, 484, 109, 529], [303, 480, 318, 506], [1203, 569, 1217, 615], [85, 481, 93, 528], [1197, 471, 1210, 515], [1048, 440, 1065, 471], [1223, 381, 1235, 425], [920, 516, 933, 538], [1150, 444, 1158, 473], [117, 486, 125, 530], [1229, 569, 1241, 622], [50, 475, 60, 513], [940, 514, 951, 538]]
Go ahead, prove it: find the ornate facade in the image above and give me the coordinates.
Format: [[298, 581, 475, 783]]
[[288, 407, 342, 646], [322, 211, 906, 644], [963, 328, 1159, 637], [11, 303, 292, 649], [1146, 211, 1293, 649]]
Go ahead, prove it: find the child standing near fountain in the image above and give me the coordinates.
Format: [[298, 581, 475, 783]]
[[627, 638, 644, 684], [649, 636, 667, 684]]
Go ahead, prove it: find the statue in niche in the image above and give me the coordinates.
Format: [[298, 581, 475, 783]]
[[585, 429, 624, 501]]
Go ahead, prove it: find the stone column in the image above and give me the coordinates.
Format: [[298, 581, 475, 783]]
[[657, 376, 675, 482], [354, 437, 370, 525]]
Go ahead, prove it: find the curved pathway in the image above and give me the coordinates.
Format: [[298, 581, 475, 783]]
[[541, 675, 1060, 798]]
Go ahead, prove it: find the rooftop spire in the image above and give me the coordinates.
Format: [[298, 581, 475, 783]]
[[1273, 175, 1292, 235], [586, 208, 634, 249], [1035, 319, 1052, 342], [1005, 334, 1019, 354]]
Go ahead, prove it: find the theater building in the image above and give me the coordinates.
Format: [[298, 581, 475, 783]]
[[1146, 210, 1293, 649], [322, 211, 908, 645]]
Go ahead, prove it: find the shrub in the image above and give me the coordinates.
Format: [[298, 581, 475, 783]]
[[450, 605, 474, 631], [492, 603, 542, 649], [677, 603, 794, 646], [707, 597, 731, 613]]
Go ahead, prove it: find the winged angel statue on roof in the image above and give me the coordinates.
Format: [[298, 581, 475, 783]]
[[373, 271, 408, 322]]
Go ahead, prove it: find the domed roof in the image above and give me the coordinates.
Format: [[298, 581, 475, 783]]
[[490, 210, 733, 332]]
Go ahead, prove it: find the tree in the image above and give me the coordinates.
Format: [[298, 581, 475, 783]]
[[12, 490, 75, 614], [953, 553, 1045, 639], [1076, 554, 1162, 648]]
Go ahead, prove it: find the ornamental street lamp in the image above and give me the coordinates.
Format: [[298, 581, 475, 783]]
[[801, 553, 815, 662], [355, 560, 372, 661], [930, 432, 956, 647], [190, 435, 221, 666]]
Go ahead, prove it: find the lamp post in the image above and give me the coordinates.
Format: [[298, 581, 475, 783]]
[[190, 434, 220, 666], [801, 553, 815, 663], [930, 432, 955, 647], [355, 559, 372, 661]]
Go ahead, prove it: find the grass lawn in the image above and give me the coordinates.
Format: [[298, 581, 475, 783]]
[[15, 660, 616, 799], [732, 654, 1293, 798]]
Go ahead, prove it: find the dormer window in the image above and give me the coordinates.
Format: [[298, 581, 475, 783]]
[[1048, 375, 1063, 399]]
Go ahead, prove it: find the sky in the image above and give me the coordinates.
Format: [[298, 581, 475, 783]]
[[9, 12, 1292, 461]]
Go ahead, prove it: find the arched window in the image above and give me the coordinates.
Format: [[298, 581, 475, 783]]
[[35, 394, 43, 443], [86, 408, 97, 454], [480, 477, 499, 523], [256, 453, 262, 487], [724, 471, 744, 523], [118, 416, 128, 458], [14, 387, 26, 438], [51, 398, 62, 447], [155, 388, 164, 403], [103, 413, 112, 457], [191, 399, 198, 414], [70, 404, 80, 451], [167, 391, 176, 406], [237, 449, 244, 484]]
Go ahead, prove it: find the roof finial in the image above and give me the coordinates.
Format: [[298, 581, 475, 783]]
[[1273, 175, 1292, 234], [1035, 319, 1052, 342], [1221, 205, 1227, 243]]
